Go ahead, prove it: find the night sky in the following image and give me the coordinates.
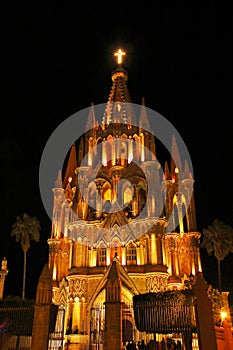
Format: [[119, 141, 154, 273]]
[[0, 3, 232, 303]]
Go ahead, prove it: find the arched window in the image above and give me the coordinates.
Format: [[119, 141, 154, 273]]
[[172, 193, 188, 233], [110, 236, 121, 262], [182, 203, 188, 232], [120, 141, 127, 166], [103, 188, 111, 202], [138, 185, 147, 216], [124, 187, 133, 205], [98, 244, 106, 267], [95, 138, 102, 167], [126, 242, 137, 265], [88, 182, 97, 219]]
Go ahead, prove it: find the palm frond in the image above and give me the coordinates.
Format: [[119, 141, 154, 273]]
[[11, 212, 41, 299]]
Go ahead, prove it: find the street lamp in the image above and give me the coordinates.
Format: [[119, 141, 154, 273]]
[[221, 310, 228, 323]]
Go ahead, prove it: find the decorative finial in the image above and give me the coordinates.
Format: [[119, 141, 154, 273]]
[[114, 48, 126, 65], [1, 257, 7, 271]]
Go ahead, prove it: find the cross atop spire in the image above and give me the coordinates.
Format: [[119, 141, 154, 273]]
[[114, 48, 126, 65]]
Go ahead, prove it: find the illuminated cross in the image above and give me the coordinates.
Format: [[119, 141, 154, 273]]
[[114, 48, 126, 64]]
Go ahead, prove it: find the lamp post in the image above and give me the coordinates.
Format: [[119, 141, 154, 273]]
[[221, 309, 233, 350]]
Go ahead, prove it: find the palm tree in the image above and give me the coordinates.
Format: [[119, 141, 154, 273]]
[[11, 213, 41, 299], [201, 218, 233, 292]]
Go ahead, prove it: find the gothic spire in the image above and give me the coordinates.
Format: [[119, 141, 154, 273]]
[[139, 97, 150, 131], [102, 48, 135, 126], [171, 134, 182, 178], [85, 102, 97, 134], [63, 144, 77, 188]]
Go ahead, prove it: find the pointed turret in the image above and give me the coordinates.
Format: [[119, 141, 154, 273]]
[[109, 48, 131, 104], [85, 103, 98, 167], [55, 169, 63, 188], [184, 159, 193, 179], [171, 134, 182, 180], [139, 97, 150, 131], [164, 160, 170, 180], [85, 102, 97, 134], [102, 48, 136, 126], [139, 97, 156, 160], [63, 144, 77, 188]]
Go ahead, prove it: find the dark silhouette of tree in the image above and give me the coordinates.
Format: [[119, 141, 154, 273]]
[[201, 219, 233, 292], [11, 213, 41, 299]]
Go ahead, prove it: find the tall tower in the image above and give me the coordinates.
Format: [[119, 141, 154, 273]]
[[47, 49, 202, 349]]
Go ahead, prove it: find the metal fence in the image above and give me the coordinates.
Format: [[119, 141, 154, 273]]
[[48, 308, 65, 350], [0, 306, 34, 350]]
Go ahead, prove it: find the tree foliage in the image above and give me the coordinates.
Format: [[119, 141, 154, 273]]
[[11, 213, 40, 252], [201, 219, 233, 291], [11, 213, 41, 299], [207, 285, 224, 326]]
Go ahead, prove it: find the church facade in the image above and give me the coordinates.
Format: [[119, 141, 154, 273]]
[[47, 49, 202, 349]]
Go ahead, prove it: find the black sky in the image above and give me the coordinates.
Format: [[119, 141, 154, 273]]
[[0, 3, 232, 302]]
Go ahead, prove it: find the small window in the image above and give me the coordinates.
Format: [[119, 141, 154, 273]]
[[126, 244, 137, 265], [98, 248, 106, 266]]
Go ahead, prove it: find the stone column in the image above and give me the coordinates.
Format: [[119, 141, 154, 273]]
[[150, 232, 157, 264], [142, 161, 162, 217], [156, 234, 163, 265], [47, 239, 60, 280]]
